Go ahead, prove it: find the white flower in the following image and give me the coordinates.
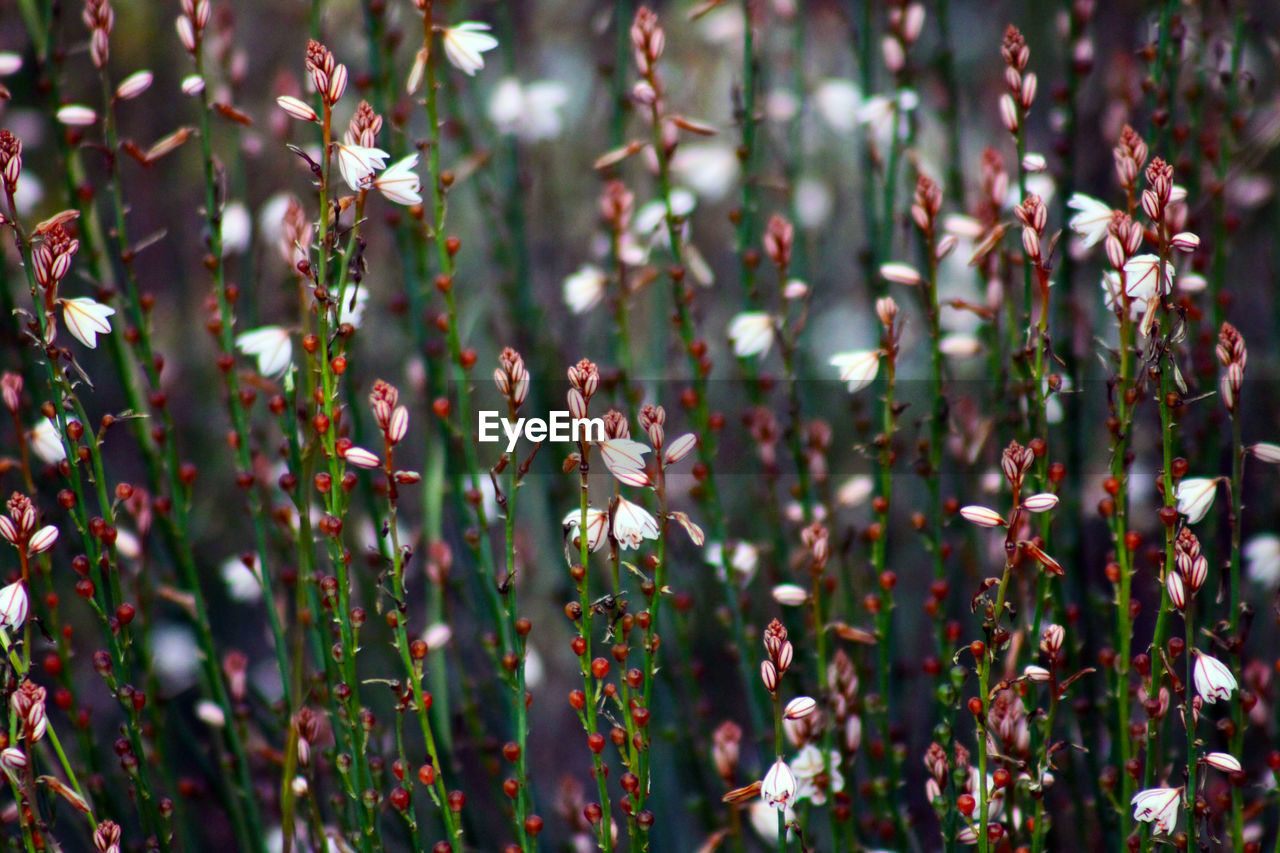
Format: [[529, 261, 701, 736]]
[[276, 95, 318, 122], [599, 438, 651, 488], [959, 505, 1005, 528], [748, 801, 794, 844], [563, 265, 606, 315], [813, 79, 861, 134], [0, 582, 29, 629], [30, 418, 66, 464], [0, 53, 22, 76], [181, 75, 206, 96], [56, 105, 97, 126], [334, 143, 389, 193], [1122, 254, 1174, 299], [115, 70, 154, 101], [789, 745, 843, 806], [830, 350, 881, 393], [772, 583, 808, 606], [441, 22, 498, 76], [221, 202, 252, 255], [1022, 493, 1059, 513], [372, 154, 421, 206], [1250, 442, 1280, 464], [728, 312, 774, 359], [27, 525, 58, 555], [671, 143, 740, 202], [705, 542, 759, 584], [60, 298, 115, 349], [761, 758, 796, 809], [1022, 665, 1051, 682], [1066, 193, 1113, 248], [1244, 534, 1280, 588], [487, 77, 570, 141], [1174, 477, 1218, 524], [1203, 752, 1242, 774], [563, 507, 608, 553], [1130, 786, 1181, 835], [336, 287, 368, 330], [612, 497, 659, 550], [149, 624, 200, 689], [1193, 653, 1237, 704], [836, 475, 874, 507], [236, 326, 293, 377], [222, 555, 263, 603], [794, 177, 833, 230], [880, 262, 923, 286]]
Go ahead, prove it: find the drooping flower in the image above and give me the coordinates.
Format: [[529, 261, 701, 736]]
[[441, 22, 499, 76], [563, 507, 608, 553], [368, 154, 421, 206], [728, 312, 774, 359], [0, 581, 29, 629], [1066, 193, 1113, 248], [1130, 787, 1181, 835], [562, 265, 606, 315], [829, 350, 881, 393], [1193, 653, 1237, 704], [30, 418, 66, 464], [235, 326, 293, 377], [1174, 477, 1218, 524], [760, 758, 796, 809], [599, 438, 651, 488], [611, 496, 659, 550], [334, 143, 389, 193], [60, 297, 115, 348]]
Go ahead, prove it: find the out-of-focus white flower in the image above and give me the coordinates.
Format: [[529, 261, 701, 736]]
[[372, 154, 421, 206], [789, 745, 843, 805], [761, 758, 796, 809], [1203, 752, 1242, 774], [487, 77, 570, 141], [794, 177, 833, 230], [149, 624, 200, 689], [813, 79, 861, 135], [612, 496, 659, 550], [0, 582, 29, 629], [30, 418, 66, 464], [221, 202, 252, 255], [705, 541, 759, 583], [0, 53, 22, 76], [880, 262, 923, 286], [60, 298, 115, 349], [1021, 152, 1047, 172], [336, 287, 368, 329], [671, 143, 740, 202], [772, 584, 808, 606], [939, 334, 982, 359], [115, 70, 154, 101], [728, 312, 774, 359], [181, 75, 206, 96], [422, 623, 452, 651], [441, 22, 498, 76], [236, 326, 293, 377], [1174, 477, 1218, 524], [748, 801, 794, 844], [836, 475, 874, 507], [222, 555, 263, 603], [563, 265, 606, 315], [633, 189, 696, 237], [829, 350, 880, 393], [1066, 193, 1112, 248], [56, 105, 97, 126], [1245, 534, 1280, 588], [563, 507, 608, 553], [195, 700, 226, 728], [1131, 786, 1181, 835], [334, 143, 389, 193], [599, 438, 651, 487], [1193, 653, 1237, 704]]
